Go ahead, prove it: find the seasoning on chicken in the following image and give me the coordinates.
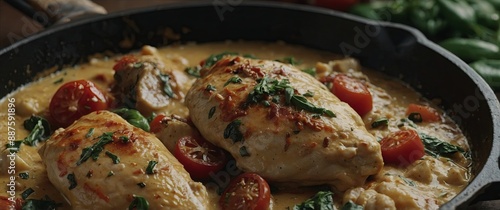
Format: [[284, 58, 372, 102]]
[[186, 56, 384, 190], [38, 111, 209, 209]]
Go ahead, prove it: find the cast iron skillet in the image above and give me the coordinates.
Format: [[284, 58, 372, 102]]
[[1, 1, 500, 209]]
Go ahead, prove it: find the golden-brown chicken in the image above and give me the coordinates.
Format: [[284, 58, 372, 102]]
[[39, 111, 209, 209], [186, 56, 383, 191]]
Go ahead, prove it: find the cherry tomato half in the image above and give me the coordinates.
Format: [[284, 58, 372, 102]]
[[406, 103, 440, 122], [149, 114, 167, 133], [49, 80, 109, 128], [220, 172, 271, 210], [113, 55, 138, 71], [379, 129, 425, 166], [331, 74, 373, 116], [174, 136, 227, 180]]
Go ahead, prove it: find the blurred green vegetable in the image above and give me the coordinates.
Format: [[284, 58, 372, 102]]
[[469, 60, 500, 89], [439, 38, 500, 61], [348, 0, 500, 90]]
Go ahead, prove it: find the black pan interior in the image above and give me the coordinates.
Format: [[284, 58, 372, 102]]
[[1, 2, 499, 209]]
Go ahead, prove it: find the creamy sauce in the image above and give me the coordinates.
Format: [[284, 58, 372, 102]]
[[0, 41, 471, 209]]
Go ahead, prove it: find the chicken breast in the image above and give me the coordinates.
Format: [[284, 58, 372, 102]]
[[186, 56, 383, 190], [38, 111, 209, 209]]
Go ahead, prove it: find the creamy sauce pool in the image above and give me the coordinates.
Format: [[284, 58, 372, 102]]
[[0, 41, 471, 209]]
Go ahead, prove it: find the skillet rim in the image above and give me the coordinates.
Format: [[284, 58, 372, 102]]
[[1, 1, 499, 209]]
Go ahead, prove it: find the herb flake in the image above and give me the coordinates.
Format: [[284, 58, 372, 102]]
[[76, 132, 114, 165], [420, 133, 464, 157], [67, 173, 77, 190], [22, 116, 51, 146], [223, 76, 242, 87], [146, 160, 158, 174], [408, 112, 423, 123], [129, 195, 149, 210], [159, 73, 175, 98], [239, 146, 250, 157], [19, 172, 29, 179], [224, 120, 244, 143], [371, 118, 388, 128], [185, 66, 201, 77], [208, 106, 216, 119], [21, 188, 35, 200], [293, 190, 334, 210], [105, 151, 120, 164], [137, 182, 146, 188], [85, 128, 94, 138], [6, 140, 22, 153]]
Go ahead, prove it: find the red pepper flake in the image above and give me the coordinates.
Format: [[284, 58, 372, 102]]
[[220, 89, 248, 122], [133, 169, 144, 175], [84, 183, 110, 202], [323, 137, 331, 148]]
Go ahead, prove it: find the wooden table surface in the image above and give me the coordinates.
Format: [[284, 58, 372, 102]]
[[0, 0, 188, 48]]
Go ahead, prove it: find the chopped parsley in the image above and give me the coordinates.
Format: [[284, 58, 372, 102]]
[[19, 172, 29, 179], [419, 133, 464, 157], [22, 115, 51, 146], [245, 77, 335, 117], [293, 190, 334, 210], [21, 197, 59, 210], [129, 195, 149, 210], [85, 128, 94, 138], [203, 52, 238, 67], [341, 201, 363, 210], [223, 76, 242, 87], [303, 90, 314, 97], [185, 66, 201, 77], [224, 120, 244, 143], [107, 171, 115, 177], [290, 95, 336, 117], [239, 146, 250, 157], [67, 173, 77, 190], [76, 132, 114, 165], [137, 182, 146, 188], [120, 136, 130, 143], [371, 118, 388, 128], [205, 84, 217, 92], [6, 140, 22, 153], [21, 188, 35, 200], [158, 73, 175, 98], [146, 160, 158, 174], [208, 106, 216, 119], [105, 151, 120, 164]]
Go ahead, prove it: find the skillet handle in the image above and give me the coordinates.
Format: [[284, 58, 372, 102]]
[[4, 0, 106, 27]]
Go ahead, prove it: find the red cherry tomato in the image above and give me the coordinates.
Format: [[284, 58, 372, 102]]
[[406, 103, 440, 122], [379, 129, 425, 166], [331, 74, 373, 116], [314, 0, 359, 11], [113, 55, 138, 71], [220, 172, 271, 210], [149, 114, 167, 133], [49, 80, 109, 127], [0, 196, 22, 210], [174, 136, 227, 180]]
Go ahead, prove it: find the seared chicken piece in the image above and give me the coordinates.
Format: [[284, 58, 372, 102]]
[[186, 56, 383, 190], [112, 46, 191, 117], [39, 111, 209, 209], [153, 115, 200, 152]]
